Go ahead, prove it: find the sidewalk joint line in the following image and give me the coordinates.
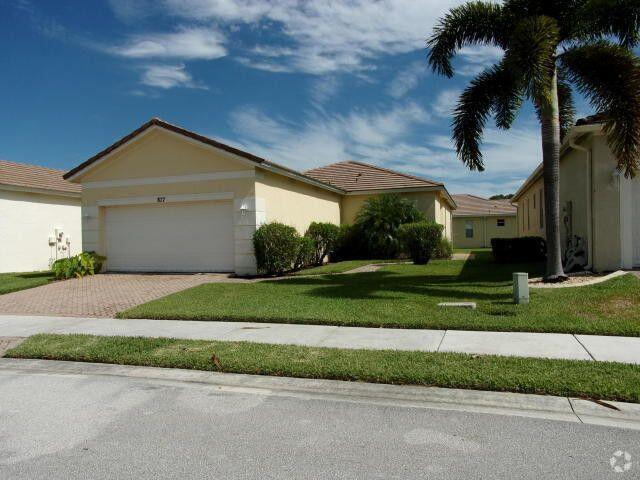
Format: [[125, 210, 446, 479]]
[[436, 330, 447, 352], [567, 397, 584, 423], [572, 334, 596, 361]]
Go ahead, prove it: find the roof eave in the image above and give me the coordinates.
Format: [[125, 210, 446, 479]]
[[0, 183, 81, 198]]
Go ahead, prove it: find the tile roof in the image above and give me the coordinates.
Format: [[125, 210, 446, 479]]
[[304, 161, 442, 192], [451, 194, 516, 216], [0, 160, 81, 195]]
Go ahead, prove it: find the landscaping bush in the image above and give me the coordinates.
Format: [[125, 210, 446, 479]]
[[355, 194, 425, 258], [398, 221, 443, 264], [304, 222, 340, 266], [51, 251, 106, 280], [253, 222, 301, 275], [491, 236, 547, 263], [331, 224, 368, 261], [294, 236, 316, 271], [434, 237, 453, 259]]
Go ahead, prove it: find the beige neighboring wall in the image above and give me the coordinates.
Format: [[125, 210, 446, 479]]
[[516, 176, 545, 238], [73, 127, 259, 274], [340, 190, 453, 239], [255, 170, 341, 233], [453, 215, 517, 248]]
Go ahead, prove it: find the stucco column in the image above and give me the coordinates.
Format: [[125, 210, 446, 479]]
[[233, 197, 265, 275]]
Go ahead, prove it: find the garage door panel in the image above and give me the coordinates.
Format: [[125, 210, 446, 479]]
[[104, 201, 234, 272]]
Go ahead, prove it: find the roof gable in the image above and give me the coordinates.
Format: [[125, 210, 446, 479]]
[[0, 160, 81, 195]]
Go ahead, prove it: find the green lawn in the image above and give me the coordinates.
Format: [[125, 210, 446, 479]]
[[119, 252, 640, 336], [8, 334, 640, 402], [293, 259, 401, 276], [0, 271, 56, 295]]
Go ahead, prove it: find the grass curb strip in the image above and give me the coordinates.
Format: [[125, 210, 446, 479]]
[[7, 333, 640, 403]]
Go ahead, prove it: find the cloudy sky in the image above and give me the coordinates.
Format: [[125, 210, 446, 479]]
[[1, 0, 592, 196]]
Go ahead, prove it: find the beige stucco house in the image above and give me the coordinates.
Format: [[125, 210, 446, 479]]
[[512, 115, 639, 272], [451, 194, 517, 248], [64, 118, 455, 275], [0, 160, 82, 273]]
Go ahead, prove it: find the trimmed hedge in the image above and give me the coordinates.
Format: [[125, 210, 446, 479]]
[[398, 221, 443, 264], [491, 236, 547, 263], [253, 222, 302, 275], [295, 236, 316, 271], [305, 222, 340, 266]]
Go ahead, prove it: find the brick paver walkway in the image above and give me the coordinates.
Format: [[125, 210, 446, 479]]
[[0, 274, 241, 317]]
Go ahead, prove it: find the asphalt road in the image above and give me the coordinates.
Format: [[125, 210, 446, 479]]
[[0, 368, 638, 479]]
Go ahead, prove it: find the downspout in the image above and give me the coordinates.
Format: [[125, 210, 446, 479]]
[[569, 138, 594, 271]]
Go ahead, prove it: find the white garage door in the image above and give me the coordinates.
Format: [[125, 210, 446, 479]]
[[104, 201, 234, 272]]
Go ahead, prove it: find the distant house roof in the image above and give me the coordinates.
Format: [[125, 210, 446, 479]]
[[305, 160, 442, 191], [0, 160, 81, 196], [305, 161, 456, 208], [451, 194, 516, 217]]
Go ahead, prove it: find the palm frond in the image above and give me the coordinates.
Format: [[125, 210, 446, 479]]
[[575, 0, 640, 47], [560, 41, 640, 176], [452, 63, 517, 170], [427, 1, 511, 77], [504, 15, 560, 108], [557, 74, 576, 140]]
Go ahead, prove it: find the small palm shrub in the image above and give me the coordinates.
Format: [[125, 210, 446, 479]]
[[355, 194, 425, 258], [51, 252, 106, 280], [253, 222, 302, 275], [331, 224, 366, 261], [304, 222, 340, 266], [434, 237, 453, 259], [398, 222, 443, 264]]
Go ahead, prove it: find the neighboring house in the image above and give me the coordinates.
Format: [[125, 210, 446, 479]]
[[0, 160, 82, 273], [305, 161, 455, 238], [451, 194, 517, 248], [512, 114, 640, 272], [63, 118, 455, 275]]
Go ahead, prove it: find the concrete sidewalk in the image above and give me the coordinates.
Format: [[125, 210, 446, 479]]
[[1, 314, 639, 364]]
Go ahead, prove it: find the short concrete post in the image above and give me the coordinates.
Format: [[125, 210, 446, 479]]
[[513, 272, 529, 304]]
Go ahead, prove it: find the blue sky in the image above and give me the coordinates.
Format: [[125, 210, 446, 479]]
[[0, 0, 593, 196]]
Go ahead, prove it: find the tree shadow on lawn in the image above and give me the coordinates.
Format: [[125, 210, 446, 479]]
[[276, 271, 513, 302]]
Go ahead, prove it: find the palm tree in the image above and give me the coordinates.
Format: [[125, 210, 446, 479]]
[[427, 0, 640, 281]]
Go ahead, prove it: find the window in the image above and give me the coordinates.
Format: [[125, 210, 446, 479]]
[[465, 220, 474, 238], [539, 188, 544, 229], [497, 218, 505, 227]]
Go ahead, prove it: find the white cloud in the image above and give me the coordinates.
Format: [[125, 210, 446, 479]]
[[310, 76, 341, 105], [388, 62, 428, 98], [111, 27, 227, 60], [140, 64, 207, 89], [108, 0, 469, 75], [432, 88, 461, 118], [455, 45, 504, 76]]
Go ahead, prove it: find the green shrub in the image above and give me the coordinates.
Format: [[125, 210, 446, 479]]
[[355, 194, 425, 258], [51, 252, 106, 280], [434, 237, 453, 259], [253, 222, 301, 275], [295, 236, 316, 271], [304, 222, 340, 266], [398, 222, 443, 264], [331, 224, 367, 261]]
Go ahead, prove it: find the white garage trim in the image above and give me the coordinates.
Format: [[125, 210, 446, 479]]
[[97, 192, 234, 207], [83, 170, 255, 189]]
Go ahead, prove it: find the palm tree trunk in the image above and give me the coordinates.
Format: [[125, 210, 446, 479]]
[[540, 68, 567, 281]]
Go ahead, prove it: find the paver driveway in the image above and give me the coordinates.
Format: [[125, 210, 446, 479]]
[[0, 274, 239, 317]]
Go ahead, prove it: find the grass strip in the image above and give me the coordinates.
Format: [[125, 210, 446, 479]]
[[7, 333, 640, 403], [0, 271, 55, 295]]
